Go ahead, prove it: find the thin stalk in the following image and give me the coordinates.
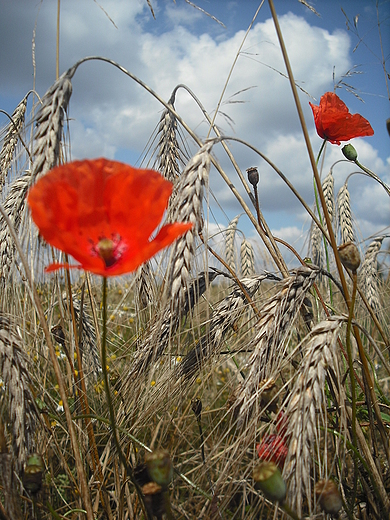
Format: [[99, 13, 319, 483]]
[[101, 277, 152, 520], [345, 271, 358, 512]]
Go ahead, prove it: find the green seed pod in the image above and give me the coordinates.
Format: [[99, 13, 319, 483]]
[[145, 450, 173, 487], [253, 461, 287, 503], [342, 144, 358, 161]]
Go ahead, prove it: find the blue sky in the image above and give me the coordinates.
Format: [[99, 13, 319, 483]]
[[0, 0, 389, 264]]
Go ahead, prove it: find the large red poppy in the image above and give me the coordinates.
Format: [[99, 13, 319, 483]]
[[27, 158, 193, 276], [309, 92, 374, 145]]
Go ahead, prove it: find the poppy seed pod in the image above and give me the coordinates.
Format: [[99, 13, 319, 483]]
[[337, 242, 361, 272], [342, 144, 358, 162], [315, 480, 343, 516], [253, 461, 287, 503], [246, 166, 259, 187]]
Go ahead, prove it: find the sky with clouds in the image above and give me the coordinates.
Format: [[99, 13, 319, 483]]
[[0, 0, 389, 266]]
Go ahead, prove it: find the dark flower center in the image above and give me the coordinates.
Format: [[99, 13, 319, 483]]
[[92, 235, 127, 268]]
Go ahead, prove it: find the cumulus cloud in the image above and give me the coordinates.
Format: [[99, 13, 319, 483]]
[[0, 0, 388, 249]]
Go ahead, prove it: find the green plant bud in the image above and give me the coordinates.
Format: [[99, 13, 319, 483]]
[[315, 480, 343, 516], [253, 461, 287, 503], [145, 449, 173, 487], [23, 454, 44, 494], [337, 242, 361, 272], [342, 144, 358, 161]]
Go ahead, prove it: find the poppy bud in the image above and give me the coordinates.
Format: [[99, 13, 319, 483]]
[[337, 242, 361, 272], [246, 167, 259, 187], [145, 450, 173, 487], [253, 461, 287, 503], [191, 397, 202, 417], [315, 479, 343, 517], [342, 144, 358, 161]]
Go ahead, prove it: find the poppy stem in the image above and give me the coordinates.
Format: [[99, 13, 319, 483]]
[[101, 277, 153, 520]]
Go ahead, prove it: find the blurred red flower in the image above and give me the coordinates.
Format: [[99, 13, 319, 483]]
[[256, 434, 288, 470], [27, 158, 192, 276], [309, 92, 374, 145]]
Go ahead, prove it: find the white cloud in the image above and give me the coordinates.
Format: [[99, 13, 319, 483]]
[[0, 1, 387, 254]]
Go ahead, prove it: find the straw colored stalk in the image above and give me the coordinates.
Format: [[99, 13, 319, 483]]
[[359, 236, 384, 315], [337, 182, 355, 244], [232, 266, 319, 426], [225, 215, 239, 272], [166, 142, 212, 315], [0, 96, 28, 191], [282, 317, 344, 517], [240, 238, 255, 277], [0, 313, 37, 472]]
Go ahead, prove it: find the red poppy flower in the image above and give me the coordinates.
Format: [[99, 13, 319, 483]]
[[27, 158, 193, 276], [309, 92, 374, 145], [256, 434, 288, 470]]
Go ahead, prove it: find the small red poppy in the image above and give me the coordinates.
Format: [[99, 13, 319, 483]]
[[256, 434, 288, 470], [27, 158, 193, 276], [309, 92, 374, 145]]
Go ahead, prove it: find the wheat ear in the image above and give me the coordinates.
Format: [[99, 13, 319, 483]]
[[337, 182, 355, 244], [232, 266, 319, 426], [0, 96, 28, 191], [31, 67, 74, 182], [225, 215, 239, 272], [359, 236, 384, 315], [0, 313, 38, 471], [166, 142, 212, 315], [282, 317, 344, 517], [0, 174, 30, 285]]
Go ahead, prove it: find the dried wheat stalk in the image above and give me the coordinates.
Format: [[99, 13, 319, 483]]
[[337, 182, 355, 244], [225, 215, 239, 272], [0, 174, 30, 284], [310, 221, 323, 269], [135, 262, 157, 310], [69, 297, 101, 382], [180, 274, 271, 379], [282, 317, 344, 516], [0, 313, 37, 471], [359, 236, 384, 315], [166, 142, 212, 315], [0, 96, 28, 190], [322, 170, 334, 227], [232, 266, 319, 426], [31, 67, 74, 182], [240, 238, 255, 277], [156, 102, 181, 182]]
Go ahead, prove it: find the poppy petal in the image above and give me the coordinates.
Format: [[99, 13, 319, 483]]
[[310, 92, 374, 145], [28, 159, 192, 277]]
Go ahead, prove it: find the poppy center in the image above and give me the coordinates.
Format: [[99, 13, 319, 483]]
[[92, 235, 127, 268]]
